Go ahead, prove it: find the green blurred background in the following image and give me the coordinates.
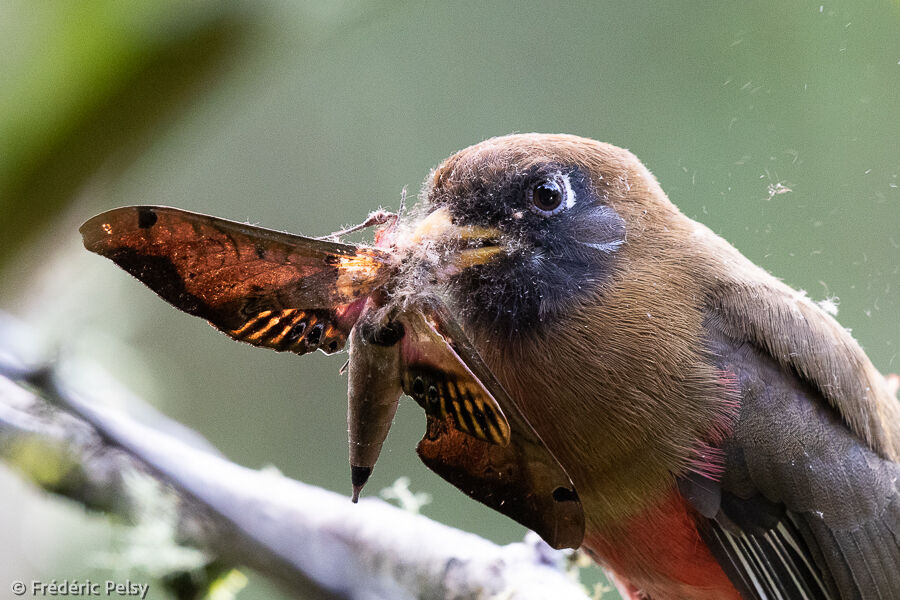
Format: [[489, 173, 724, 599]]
[[1, 1, 897, 598]]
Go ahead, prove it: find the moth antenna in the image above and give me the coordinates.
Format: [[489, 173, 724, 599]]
[[339, 358, 350, 375]]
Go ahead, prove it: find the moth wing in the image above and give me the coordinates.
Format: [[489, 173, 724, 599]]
[[401, 302, 585, 549], [80, 206, 392, 355], [400, 309, 511, 446]]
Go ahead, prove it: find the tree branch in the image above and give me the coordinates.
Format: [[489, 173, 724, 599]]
[[0, 313, 589, 600]]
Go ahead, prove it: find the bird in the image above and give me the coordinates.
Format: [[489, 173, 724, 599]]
[[409, 134, 900, 600], [80, 133, 899, 600]]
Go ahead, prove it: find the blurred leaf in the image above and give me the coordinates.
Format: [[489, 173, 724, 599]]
[[6, 437, 79, 489], [0, 1, 259, 267]]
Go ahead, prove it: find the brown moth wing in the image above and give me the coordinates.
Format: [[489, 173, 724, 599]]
[[402, 303, 585, 549], [400, 309, 511, 446], [80, 206, 392, 355]]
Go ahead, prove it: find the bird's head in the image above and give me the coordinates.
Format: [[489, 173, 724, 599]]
[[400, 133, 671, 338]]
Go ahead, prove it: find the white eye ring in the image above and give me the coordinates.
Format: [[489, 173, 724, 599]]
[[527, 173, 576, 216]]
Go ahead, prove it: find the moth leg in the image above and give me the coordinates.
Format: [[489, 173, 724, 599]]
[[317, 210, 398, 241]]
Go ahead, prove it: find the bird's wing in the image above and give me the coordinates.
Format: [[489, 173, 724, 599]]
[[81, 206, 393, 355], [704, 273, 900, 461], [681, 330, 900, 600]]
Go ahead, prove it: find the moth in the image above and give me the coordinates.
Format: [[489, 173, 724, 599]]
[[80, 204, 585, 549]]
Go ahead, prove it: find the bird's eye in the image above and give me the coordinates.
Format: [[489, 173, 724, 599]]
[[527, 175, 569, 216]]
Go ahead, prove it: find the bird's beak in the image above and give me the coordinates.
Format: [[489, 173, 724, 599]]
[[404, 207, 503, 270]]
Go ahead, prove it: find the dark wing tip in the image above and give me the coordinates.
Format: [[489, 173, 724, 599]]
[[79, 211, 114, 252], [80, 206, 164, 253]]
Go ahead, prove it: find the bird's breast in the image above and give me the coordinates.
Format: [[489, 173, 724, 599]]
[[583, 491, 742, 600]]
